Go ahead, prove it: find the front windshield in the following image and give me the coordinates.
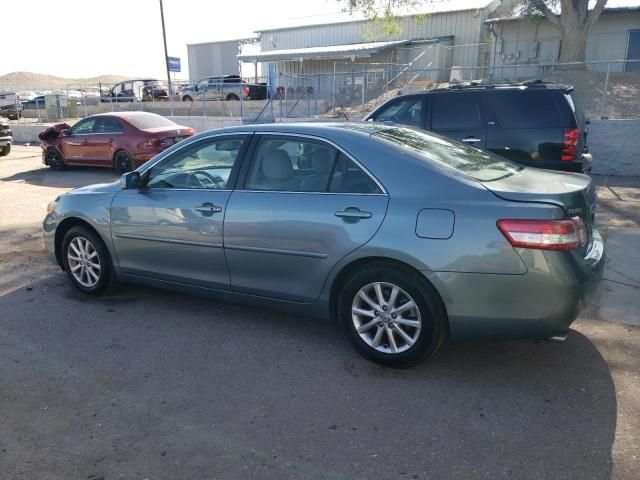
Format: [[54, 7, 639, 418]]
[[373, 127, 523, 181]]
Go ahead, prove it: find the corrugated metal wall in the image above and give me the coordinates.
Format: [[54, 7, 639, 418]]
[[187, 41, 241, 81], [490, 11, 640, 76], [260, 9, 489, 69]]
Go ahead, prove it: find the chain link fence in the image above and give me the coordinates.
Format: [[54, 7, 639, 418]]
[[3, 58, 639, 125]]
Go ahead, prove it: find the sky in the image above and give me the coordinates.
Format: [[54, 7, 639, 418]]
[[1, 0, 343, 80]]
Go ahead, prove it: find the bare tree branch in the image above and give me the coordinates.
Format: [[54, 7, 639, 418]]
[[587, 0, 608, 30], [529, 0, 562, 28]]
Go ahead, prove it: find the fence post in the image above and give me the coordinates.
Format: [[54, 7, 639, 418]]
[[240, 81, 244, 121], [602, 62, 610, 118], [332, 62, 337, 116], [361, 68, 366, 117]]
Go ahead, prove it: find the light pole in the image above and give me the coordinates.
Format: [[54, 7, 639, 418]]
[[159, 0, 173, 114]]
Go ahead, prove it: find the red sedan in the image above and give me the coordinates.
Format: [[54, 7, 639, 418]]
[[40, 112, 194, 173]]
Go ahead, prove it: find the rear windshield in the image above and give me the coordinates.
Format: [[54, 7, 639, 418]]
[[125, 113, 176, 130], [486, 90, 564, 128], [373, 127, 522, 182]]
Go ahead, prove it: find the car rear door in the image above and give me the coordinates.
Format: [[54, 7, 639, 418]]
[[110, 134, 250, 290], [224, 134, 389, 302], [428, 92, 486, 147], [91, 117, 124, 164]]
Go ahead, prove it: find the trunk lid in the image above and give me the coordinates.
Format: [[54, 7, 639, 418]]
[[482, 168, 597, 255]]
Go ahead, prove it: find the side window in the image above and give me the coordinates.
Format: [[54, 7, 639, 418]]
[[373, 97, 424, 128], [329, 152, 382, 194], [245, 137, 338, 192], [146, 136, 245, 190], [94, 117, 123, 134], [71, 119, 95, 134], [197, 79, 208, 91], [487, 91, 562, 128], [431, 94, 480, 130]]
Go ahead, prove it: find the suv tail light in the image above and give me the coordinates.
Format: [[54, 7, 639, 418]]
[[561, 128, 579, 161], [243, 85, 250, 95], [497, 217, 586, 251]]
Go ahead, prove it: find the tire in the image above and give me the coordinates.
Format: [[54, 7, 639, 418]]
[[337, 263, 447, 368], [61, 226, 113, 295], [114, 150, 134, 174], [182, 95, 193, 102], [45, 148, 65, 170], [0, 144, 10, 157], [226, 93, 239, 101]]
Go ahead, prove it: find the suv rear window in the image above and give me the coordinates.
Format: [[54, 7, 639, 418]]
[[486, 90, 563, 128], [373, 127, 522, 182]]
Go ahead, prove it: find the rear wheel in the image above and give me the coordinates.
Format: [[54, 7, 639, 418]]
[[0, 144, 10, 157], [45, 148, 65, 170], [114, 150, 133, 173], [182, 95, 193, 102], [226, 93, 239, 101], [62, 226, 113, 295], [338, 264, 447, 368]]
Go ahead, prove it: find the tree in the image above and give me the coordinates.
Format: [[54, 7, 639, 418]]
[[342, 0, 609, 64]]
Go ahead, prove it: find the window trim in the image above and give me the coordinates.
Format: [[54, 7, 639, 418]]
[[237, 132, 387, 196], [142, 133, 252, 192]]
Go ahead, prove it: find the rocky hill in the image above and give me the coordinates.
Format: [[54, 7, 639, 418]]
[[0, 71, 132, 90]]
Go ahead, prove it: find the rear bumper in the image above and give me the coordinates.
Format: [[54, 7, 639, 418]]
[[534, 153, 592, 173], [424, 228, 605, 339]]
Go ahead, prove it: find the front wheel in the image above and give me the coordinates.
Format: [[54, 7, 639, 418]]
[[45, 148, 65, 170], [0, 144, 10, 157], [338, 264, 447, 368], [62, 226, 113, 294], [114, 150, 133, 173]]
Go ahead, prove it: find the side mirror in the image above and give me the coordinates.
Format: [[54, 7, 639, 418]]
[[121, 171, 141, 189]]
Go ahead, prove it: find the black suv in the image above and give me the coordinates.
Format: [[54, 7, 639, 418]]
[[365, 81, 590, 173]]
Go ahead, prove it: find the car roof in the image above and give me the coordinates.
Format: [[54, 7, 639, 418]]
[[395, 80, 573, 96], [83, 111, 166, 120], [205, 121, 397, 138]]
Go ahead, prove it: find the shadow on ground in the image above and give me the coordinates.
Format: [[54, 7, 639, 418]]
[[0, 166, 118, 189], [0, 274, 617, 480]]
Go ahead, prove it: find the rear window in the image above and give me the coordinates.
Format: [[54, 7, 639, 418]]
[[124, 113, 177, 130], [373, 127, 522, 182], [486, 90, 563, 128]]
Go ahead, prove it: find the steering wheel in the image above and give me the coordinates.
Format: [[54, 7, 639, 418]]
[[186, 170, 225, 189]]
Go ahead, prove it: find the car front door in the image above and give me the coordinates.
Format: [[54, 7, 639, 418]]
[[224, 134, 389, 302], [61, 118, 97, 163], [428, 92, 486, 148], [369, 95, 426, 129], [110, 134, 250, 289]]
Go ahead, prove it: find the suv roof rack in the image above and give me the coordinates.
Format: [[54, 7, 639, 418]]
[[432, 79, 573, 93]]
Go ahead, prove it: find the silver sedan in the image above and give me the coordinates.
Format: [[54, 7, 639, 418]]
[[43, 122, 604, 367]]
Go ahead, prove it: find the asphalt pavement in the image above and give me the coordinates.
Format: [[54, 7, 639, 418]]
[[1, 146, 638, 480]]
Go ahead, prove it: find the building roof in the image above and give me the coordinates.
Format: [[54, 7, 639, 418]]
[[187, 37, 258, 47], [485, 0, 640, 24], [237, 39, 410, 62], [255, 0, 497, 33]]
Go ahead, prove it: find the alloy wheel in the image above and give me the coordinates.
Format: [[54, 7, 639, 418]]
[[67, 236, 101, 288], [115, 151, 132, 172], [351, 282, 422, 354]]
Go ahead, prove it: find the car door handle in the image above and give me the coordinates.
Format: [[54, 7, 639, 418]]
[[335, 208, 372, 220], [462, 137, 482, 143], [194, 203, 222, 214]]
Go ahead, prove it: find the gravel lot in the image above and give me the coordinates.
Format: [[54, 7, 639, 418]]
[[1, 145, 639, 480]]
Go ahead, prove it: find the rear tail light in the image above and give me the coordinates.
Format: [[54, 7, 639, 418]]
[[561, 128, 579, 161], [243, 85, 250, 95], [497, 217, 586, 251]]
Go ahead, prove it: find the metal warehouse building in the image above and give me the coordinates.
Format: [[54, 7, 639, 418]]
[[186, 38, 256, 81], [485, 0, 640, 77]]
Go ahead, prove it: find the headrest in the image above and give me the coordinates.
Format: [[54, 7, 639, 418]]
[[311, 149, 334, 174], [262, 149, 293, 180]]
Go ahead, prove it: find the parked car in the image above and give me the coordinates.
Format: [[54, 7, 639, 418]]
[[43, 122, 604, 367], [180, 75, 267, 102], [0, 118, 12, 156], [0, 91, 22, 120], [102, 79, 169, 102], [39, 112, 194, 173], [21, 95, 46, 110], [365, 81, 591, 173]]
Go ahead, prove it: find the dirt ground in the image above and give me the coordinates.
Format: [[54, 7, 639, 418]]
[[1, 145, 639, 479]]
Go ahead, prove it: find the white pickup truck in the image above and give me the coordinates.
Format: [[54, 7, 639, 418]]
[[0, 92, 22, 120]]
